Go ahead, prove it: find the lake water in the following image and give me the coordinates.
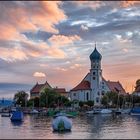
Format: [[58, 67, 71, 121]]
[[0, 114, 140, 139]]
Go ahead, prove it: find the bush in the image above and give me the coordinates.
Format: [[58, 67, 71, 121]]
[[85, 100, 94, 107]]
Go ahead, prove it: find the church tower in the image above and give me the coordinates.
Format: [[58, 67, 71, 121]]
[[89, 45, 102, 105]]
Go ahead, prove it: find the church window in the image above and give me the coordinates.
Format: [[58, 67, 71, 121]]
[[73, 93, 76, 96], [93, 72, 95, 75], [102, 91, 105, 96], [97, 66, 98, 68], [93, 77, 96, 80], [98, 92, 100, 95], [86, 92, 89, 101], [96, 97, 99, 103]]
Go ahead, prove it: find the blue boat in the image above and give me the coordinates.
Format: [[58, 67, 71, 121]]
[[130, 107, 140, 115], [10, 110, 23, 121]]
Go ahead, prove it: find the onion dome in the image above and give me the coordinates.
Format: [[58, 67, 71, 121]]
[[90, 47, 102, 61]]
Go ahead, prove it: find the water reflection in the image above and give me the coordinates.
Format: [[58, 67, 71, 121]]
[[10, 120, 23, 126], [0, 114, 140, 139]]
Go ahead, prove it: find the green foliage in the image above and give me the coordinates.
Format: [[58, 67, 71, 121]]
[[101, 95, 108, 107], [79, 101, 84, 107], [39, 87, 70, 107], [14, 90, 28, 107], [27, 98, 34, 107], [85, 100, 94, 107]]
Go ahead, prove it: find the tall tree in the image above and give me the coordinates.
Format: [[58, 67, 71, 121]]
[[14, 91, 28, 107]]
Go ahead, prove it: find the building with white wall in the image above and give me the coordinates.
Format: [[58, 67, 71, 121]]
[[69, 46, 126, 106]]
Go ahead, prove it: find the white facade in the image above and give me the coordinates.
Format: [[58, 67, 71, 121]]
[[70, 90, 91, 102], [69, 47, 126, 106]]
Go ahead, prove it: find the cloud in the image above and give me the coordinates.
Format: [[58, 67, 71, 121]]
[[48, 34, 81, 47], [0, 1, 67, 40], [0, 47, 28, 62], [72, 1, 105, 10], [81, 24, 89, 31], [121, 1, 140, 8], [46, 47, 66, 58], [33, 72, 46, 78]]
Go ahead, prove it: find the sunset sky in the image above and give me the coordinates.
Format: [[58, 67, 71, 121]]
[[0, 1, 140, 98]]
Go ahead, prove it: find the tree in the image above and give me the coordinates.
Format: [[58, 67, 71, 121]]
[[136, 79, 140, 88], [85, 100, 94, 107], [14, 91, 28, 107], [101, 95, 108, 107], [40, 87, 70, 108], [79, 101, 84, 108]]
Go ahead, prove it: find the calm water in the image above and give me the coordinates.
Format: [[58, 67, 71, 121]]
[[0, 114, 140, 139]]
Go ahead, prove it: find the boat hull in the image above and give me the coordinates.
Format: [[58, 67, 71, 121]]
[[10, 111, 23, 121]]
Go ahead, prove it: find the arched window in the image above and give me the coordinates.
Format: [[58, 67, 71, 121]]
[[96, 97, 99, 103], [86, 92, 89, 101]]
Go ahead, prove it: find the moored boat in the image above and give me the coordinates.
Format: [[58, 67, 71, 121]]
[[100, 109, 112, 114], [52, 115, 72, 132], [1, 113, 11, 117], [30, 109, 39, 114], [10, 110, 23, 121], [130, 107, 140, 115]]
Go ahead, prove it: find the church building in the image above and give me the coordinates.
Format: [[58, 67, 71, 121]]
[[69, 46, 126, 106]]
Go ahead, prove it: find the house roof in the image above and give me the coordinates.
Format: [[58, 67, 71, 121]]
[[54, 88, 67, 94], [71, 81, 91, 91], [30, 81, 51, 93], [106, 81, 126, 94]]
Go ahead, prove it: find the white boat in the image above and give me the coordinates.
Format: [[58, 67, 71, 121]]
[[86, 110, 94, 114], [100, 109, 112, 114], [93, 109, 101, 114], [1, 113, 11, 117], [52, 116, 72, 132], [121, 108, 131, 114], [30, 109, 39, 114]]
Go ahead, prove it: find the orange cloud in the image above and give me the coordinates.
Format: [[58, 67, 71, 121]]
[[33, 72, 46, 78], [0, 47, 28, 62], [121, 1, 140, 8], [73, 1, 105, 10], [48, 35, 81, 47], [46, 47, 66, 58], [0, 1, 67, 40]]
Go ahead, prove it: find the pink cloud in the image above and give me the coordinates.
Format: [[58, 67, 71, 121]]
[[121, 1, 140, 8], [48, 35, 81, 47], [72, 1, 105, 10], [0, 1, 67, 40], [0, 47, 28, 62], [33, 72, 46, 78]]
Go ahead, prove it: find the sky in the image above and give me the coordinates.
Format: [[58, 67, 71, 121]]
[[0, 1, 140, 98]]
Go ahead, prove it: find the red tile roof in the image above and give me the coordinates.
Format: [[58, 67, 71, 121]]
[[54, 88, 67, 93], [106, 81, 126, 94], [71, 81, 91, 91], [30, 81, 51, 94]]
